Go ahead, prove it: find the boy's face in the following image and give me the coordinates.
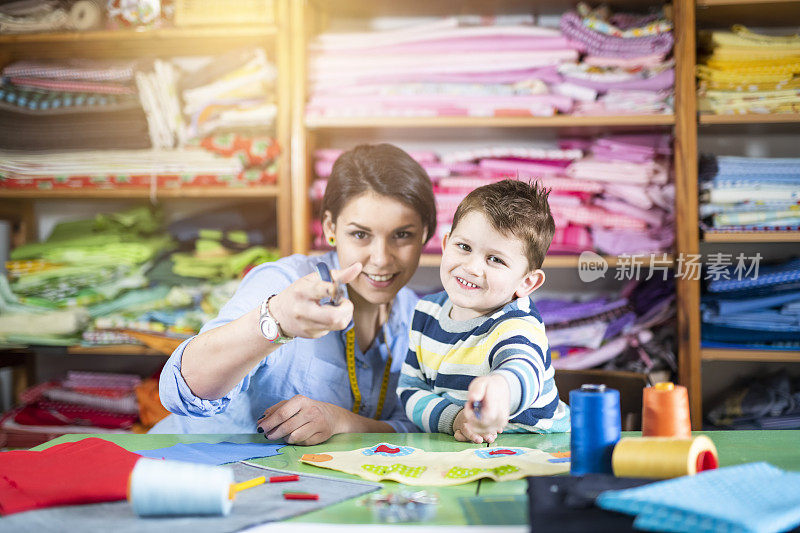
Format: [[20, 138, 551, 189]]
[[440, 210, 544, 321]]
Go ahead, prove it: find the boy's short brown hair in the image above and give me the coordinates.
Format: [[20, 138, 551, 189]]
[[450, 179, 555, 270]]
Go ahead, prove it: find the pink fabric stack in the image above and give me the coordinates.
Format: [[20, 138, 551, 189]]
[[310, 135, 674, 256], [306, 16, 583, 119]]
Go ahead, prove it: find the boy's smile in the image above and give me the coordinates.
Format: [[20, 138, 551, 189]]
[[440, 210, 543, 321]]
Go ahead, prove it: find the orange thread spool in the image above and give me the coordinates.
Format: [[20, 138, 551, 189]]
[[642, 382, 691, 438]]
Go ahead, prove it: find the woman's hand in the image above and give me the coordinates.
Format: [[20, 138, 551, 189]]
[[269, 262, 362, 339], [257, 395, 349, 446]]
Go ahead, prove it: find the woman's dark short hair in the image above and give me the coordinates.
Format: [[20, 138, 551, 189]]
[[321, 144, 436, 244]]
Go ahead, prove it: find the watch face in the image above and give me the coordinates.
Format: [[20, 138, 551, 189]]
[[260, 316, 278, 341]]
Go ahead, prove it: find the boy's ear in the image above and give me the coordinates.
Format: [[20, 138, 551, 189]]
[[440, 232, 449, 251], [322, 210, 335, 241], [515, 269, 546, 299]]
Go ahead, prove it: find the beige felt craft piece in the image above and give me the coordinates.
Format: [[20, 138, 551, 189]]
[[301, 443, 570, 486]]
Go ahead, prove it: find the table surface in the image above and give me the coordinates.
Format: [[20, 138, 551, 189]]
[[35, 430, 800, 526]]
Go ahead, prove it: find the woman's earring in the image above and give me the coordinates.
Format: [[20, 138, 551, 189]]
[[327, 235, 336, 247]]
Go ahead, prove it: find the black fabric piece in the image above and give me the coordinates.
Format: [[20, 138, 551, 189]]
[[527, 474, 655, 533]]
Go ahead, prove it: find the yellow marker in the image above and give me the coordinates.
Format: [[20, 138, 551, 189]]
[[228, 476, 266, 500], [654, 382, 675, 391]]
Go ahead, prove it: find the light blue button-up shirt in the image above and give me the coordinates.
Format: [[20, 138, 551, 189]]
[[151, 251, 420, 434]]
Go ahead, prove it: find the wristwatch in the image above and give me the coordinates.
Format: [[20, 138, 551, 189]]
[[258, 294, 293, 344]]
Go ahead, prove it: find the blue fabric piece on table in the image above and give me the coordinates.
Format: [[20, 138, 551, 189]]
[[596, 462, 800, 533], [134, 441, 285, 465]]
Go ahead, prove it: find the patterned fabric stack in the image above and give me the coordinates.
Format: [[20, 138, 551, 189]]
[[0, 49, 281, 191], [559, 2, 674, 115], [0, 59, 151, 150], [697, 25, 800, 115], [701, 257, 800, 351], [0, 372, 142, 447], [699, 155, 800, 234], [306, 15, 582, 118], [310, 134, 674, 257]]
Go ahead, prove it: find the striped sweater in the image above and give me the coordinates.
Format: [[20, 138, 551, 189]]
[[397, 291, 570, 435]]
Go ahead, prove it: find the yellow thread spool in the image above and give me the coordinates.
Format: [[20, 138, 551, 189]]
[[612, 436, 719, 479]]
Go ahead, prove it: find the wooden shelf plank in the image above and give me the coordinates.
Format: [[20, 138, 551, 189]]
[[306, 115, 676, 129], [0, 25, 276, 44], [703, 231, 800, 243], [66, 345, 168, 356], [702, 348, 800, 363], [0, 186, 280, 199], [699, 113, 800, 125]]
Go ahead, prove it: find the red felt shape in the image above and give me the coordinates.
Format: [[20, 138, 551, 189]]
[[489, 449, 517, 455], [0, 437, 142, 515], [374, 444, 401, 454]]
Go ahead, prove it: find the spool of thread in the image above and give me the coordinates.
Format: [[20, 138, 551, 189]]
[[69, 0, 103, 31], [642, 382, 692, 438], [128, 459, 234, 517], [612, 435, 719, 479], [570, 384, 621, 475]]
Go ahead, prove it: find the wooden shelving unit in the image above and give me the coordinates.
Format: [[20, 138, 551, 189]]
[[0, 4, 293, 255], [690, 0, 800, 426]]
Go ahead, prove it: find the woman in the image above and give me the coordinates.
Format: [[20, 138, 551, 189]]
[[152, 144, 437, 445]]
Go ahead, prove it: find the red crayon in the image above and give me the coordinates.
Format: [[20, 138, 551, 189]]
[[283, 492, 319, 501], [269, 475, 300, 483]]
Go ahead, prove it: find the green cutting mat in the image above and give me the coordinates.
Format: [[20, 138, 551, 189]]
[[459, 494, 528, 525]]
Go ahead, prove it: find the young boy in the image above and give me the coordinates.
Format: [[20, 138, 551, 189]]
[[397, 179, 570, 443]]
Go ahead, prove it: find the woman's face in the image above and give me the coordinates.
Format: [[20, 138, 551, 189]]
[[323, 191, 426, 307]]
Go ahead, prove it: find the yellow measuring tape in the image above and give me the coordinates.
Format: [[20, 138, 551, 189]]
[[345, 328, 392, 419]]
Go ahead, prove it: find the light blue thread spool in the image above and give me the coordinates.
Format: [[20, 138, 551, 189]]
[[570, 384, 621, 475], [129, 459, 234, 517]]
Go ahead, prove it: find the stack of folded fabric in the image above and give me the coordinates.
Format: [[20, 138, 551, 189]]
[[0, 371, 141, 448], [179, 48, 277, 141], [701, 257, 800, 351], [540, 276, 676, 375], [306, 15, 581, 118], [697, 25, 800, 115], [700, 155, 800, 234], [0, 0, 104, 34], [83, 206, 279, 344], [0, 59, 151, 150], [559, 2, 674, 115], [707, 372, 800, 430], [310, 134, 673, 256], [563, 134, 675, 255]]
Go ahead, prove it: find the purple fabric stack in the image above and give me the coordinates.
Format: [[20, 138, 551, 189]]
[[540, 276, 676, 373], [558, 3, 674, 115]]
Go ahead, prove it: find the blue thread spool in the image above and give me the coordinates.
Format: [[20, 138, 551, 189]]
[[570, 384, 621, 475]]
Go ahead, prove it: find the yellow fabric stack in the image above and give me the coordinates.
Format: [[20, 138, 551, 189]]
[[697, 25, 800, 114]]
